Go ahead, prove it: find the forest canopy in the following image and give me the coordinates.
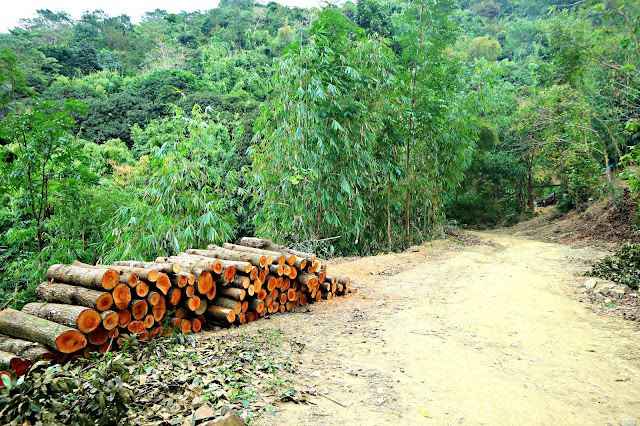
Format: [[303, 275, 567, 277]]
[[1, 0, 638, 307]]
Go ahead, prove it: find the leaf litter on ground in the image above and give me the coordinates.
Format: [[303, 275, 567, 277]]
[[0, 328, 305, 425]]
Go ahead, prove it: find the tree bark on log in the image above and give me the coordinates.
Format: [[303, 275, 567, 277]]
[[71, 261, 138, 287], [36, 282, 113, 312], [47, 264, 120, 291], [0, 308, 86, 354], [0, 335, 52, 361], [239, 237, 313, 266], [187, 247, 270, 268], [22, 303, 102, 334], [205, 306, 236, 323], [211, 297, 241, 314], [112, 261, 180, 274], [216, 275, 250, 289], [218, 287, 245, 301], [219, 243, 288, 266]]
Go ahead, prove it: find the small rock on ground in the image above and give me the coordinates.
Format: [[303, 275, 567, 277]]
[[619, 418, 637, 426]]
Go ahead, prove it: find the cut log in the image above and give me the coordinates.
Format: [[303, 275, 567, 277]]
[[205, 306, 235, 323], [151, 303, 166, 322], [237, 313, 246, 324], [205, 284, 216, 301], [247, 284, 255, 297], [256, 289, 267, 301], [98, 264, 159, 282], [0, 335, 52, 361], [266, 276, 278, 292], [147, 291, 161, 306], [170, 273, 189, 288], [22, 302, 101, 334], [196, 273, 213, 295], [269, 264, 284, 277], [175, 308, 189, 319], [117, 309, 132, 328], [192, 318, 202, 333], [127, 321, 145, 334], [220, 243, 287, 266], [216, 275, 250, 289], [36, 282, 113, 312], [249, 266, 259, 281], [71, 261, 137, 287], [241, 301, 248, 313], [160, 255, 222, 274], [172, 318, 191, 333], [168, 288, 182, 306], [131, 299, 149, 320], [248, 299, 264, 313], [218, 287, 245, 301], [0, 308, 86, 354], [113, 261, 180, 274], [100, 311, 118, 330], [47, 264, 120, 290], [88, 326, 108, 345], [134, 281, 150, 297], [211, 297, 241, 314], [112, 284, 132, 310], [246, 311, 258, 322], [187, 247, 271, 268], [239, 237, 314, 265], [222, 266, 237, 282], [155, 273, 171, 295], [325, 274, 351, 287], [185, 285, 195, 298], [144, 314, 154, 329], [287, 288, 296, 301], [185, 296, 201, 312], [297, 272, 318, 289], [194, 299, 208, 316]]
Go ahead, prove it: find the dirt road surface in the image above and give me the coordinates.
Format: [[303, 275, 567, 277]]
[[253, 232, 640, 425]]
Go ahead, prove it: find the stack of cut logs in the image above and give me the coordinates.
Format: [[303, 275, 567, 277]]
[[0, 238, 352, 383]]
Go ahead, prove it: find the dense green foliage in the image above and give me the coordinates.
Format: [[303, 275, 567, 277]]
[[1, 0, 638, 305], [591, 242, 640, 289]]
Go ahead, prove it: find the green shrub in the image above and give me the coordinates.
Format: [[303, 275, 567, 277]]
[[590, 242, 640, 289]]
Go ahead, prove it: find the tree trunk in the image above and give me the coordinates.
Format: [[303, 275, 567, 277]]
[[0, 336, 52, 361], [188, 247, 270, 268], [238, 238, 310, 266], [36, 282, 113, 312], [205, 306, 236, 323], [47, 264, 120, 291], [112, 261, 180, 274], [22, 303, 102, 334], [211, 297, 241, 314], [71, 261, 138, 287], [218, 287, 246, 301], [219, 243, 288, 266], [0, 308, 86, 354]]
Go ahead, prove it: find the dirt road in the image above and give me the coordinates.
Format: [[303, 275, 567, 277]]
[[254, 232, 640, 425]]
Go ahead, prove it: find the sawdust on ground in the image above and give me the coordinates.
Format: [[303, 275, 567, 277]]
[[244, 232, 640, 425]]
